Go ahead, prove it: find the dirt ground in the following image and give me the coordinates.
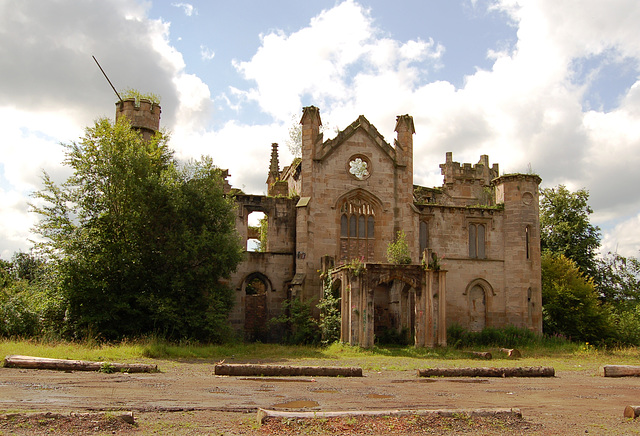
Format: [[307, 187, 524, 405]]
[[1, 359, 640, 435]]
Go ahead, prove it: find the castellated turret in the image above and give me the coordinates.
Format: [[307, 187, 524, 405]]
[[115, 98, 161, 141]]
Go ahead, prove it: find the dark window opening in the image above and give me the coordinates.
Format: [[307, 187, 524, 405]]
[[469, 223, 486, 259]]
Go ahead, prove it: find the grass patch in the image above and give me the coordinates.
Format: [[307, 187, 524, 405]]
[[1, 337, 638, 373]]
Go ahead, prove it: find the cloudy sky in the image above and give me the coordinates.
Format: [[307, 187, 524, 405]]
[[1, 0, 639, 260]]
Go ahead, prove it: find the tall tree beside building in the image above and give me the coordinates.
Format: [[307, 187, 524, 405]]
[[32, 117, 243, 341], [539, 185, 601, 279]]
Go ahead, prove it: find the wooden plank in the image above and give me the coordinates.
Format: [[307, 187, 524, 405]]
[[215, 363, 362, 377], [3, 355, 157, 373], [257, 407, 522, 425], [599, 365, 640, 377], [417, 366, 554, 378]]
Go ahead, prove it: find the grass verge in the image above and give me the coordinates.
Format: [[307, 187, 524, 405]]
[[1, 338, 639, 373]]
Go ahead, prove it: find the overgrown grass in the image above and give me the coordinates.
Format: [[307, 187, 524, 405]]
[[1, 336, 639, 373]]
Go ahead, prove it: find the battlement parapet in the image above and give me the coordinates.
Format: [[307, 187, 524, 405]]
[[440, 152, 499, 186], [115, 98, 161, 138]]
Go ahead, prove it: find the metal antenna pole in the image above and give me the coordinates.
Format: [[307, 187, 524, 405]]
[[92, 55, 123, 102]]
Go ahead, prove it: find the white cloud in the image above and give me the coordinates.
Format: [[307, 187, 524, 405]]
[[1, 0, 640, 260], [200, 45, 215, 61], [171, 2, 196, 17], [232, 0, 442, 123], [601, 214, 640, 258], [228, 0, 640, 256], [0, 0, 212, 257]]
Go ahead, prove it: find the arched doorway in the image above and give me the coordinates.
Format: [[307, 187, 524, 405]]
[[469, 284, 486, 331], [373, 279, 415, 345], [464, 279, 493, 332], [243, 272, 270, 341]]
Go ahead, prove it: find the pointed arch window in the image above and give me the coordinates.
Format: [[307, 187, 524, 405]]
[[340, 197, 375, 262]]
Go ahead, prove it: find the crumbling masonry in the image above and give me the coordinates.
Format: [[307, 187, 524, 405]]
[[229, 106, 542, 346], [118, 100, 542, 347]]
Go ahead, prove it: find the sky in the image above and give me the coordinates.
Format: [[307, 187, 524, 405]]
[[1, 0, 640, 260]]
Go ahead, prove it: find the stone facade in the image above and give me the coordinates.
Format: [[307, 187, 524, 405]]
[[229, 106, 543, 345]]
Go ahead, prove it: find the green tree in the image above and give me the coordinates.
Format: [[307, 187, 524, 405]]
[[594, 252, 640, 307], [540, 185, 601, 278], [32, 117, 243, 341], [541, 252, 615, 343]]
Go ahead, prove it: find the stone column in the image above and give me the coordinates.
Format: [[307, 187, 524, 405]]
[[437, 270, 447, 346], [414, 273, 426, 347], [425, 270, 435, 347]]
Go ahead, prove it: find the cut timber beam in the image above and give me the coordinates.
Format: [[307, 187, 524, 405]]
[[624, 406, 640, 419], [417, 366, 554, 378], [464, 351, 492, 360], [257, 407, 522, 425], [3, 355, 157, 373], [599, 365, 640, 377], [500, 348, 522, 359], [215, 363, 362, 377]]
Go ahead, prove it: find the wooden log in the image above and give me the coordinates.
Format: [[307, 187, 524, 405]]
[[257, 407, 522, 425], [417, 366, 554, 378], [624, 405, 640, 419], [3, 355, 157, 373], [464, 351, 492, 360], [599, 365, 640, 377], [500, 348, 522, 359], [214, 363, 362, 377]]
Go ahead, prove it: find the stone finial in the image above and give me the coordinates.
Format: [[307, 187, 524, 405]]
[[267, 143, 280, 186], [394, 114, 415, 136], [300, 105, 322, 127]]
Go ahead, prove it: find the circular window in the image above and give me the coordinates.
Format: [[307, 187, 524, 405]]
[[348, 155, 371, 180]]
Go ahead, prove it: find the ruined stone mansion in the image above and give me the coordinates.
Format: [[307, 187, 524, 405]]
[[229, 106, 542, 347], [117, 99, 542, 347]]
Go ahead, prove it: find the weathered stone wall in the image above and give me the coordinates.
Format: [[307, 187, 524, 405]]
[[234, 195, 296, 253], [115, 98, 161, 141], [296, 109, 416, 303], [494, 174, 543, 332], [228, 252, 294, 340], [231, 106, 542, 342]]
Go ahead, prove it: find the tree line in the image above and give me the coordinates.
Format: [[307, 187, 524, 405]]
[[540, 185, 640, 345]]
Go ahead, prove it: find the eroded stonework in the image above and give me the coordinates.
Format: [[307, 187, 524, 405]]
[[228, 106, 542, 346]]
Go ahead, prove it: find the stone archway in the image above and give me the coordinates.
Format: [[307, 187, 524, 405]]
[[373, 280, 414, 345], [242, 272, 271, 341], [332, 263, 446, 348], [464, 279, 494, 332]]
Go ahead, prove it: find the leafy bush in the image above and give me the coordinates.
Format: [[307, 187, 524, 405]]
[[270, 298, 320, 345], [376, 327, 411, 346], [317, 273, 341, 345], [614, 304, 640, 346], [542, 252, 616, 344], [386, 230, 411, 265], [447, 324, 549, 349]]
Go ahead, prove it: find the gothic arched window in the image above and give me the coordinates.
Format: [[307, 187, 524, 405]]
[[339, 197, 375, 262]]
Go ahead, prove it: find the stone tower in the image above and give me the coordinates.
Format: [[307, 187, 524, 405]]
[[115, 98, 161, 141], [493, 173, 543, 332]]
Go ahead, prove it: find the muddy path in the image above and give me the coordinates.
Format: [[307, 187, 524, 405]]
[[1, 360, 639, 434]]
